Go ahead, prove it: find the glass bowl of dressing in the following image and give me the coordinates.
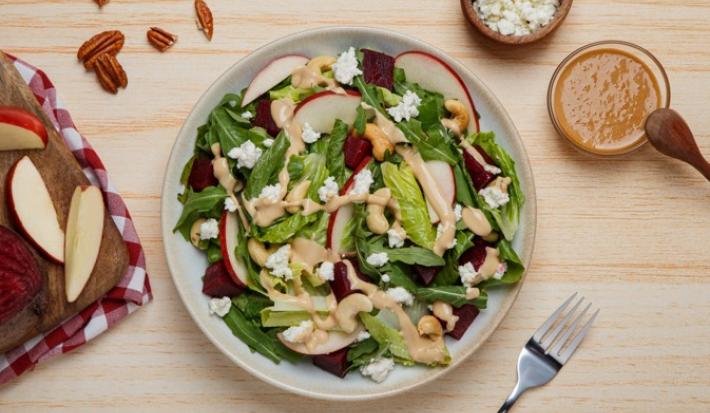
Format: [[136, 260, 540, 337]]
[[548, 40, 670, 156]]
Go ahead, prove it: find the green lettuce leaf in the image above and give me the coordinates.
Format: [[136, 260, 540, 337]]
[[396, 119, 458, 164], [415, 287, 488, 309], [479, 239, 525, 288], [359, 313, 413, 365], [223, 307, 302, 364], [326, 119, 349, 186], [244, 131, 290, 199], [173, 186, 226, 239], [253, 212, 319, 244], [269, 84, 317, 102]]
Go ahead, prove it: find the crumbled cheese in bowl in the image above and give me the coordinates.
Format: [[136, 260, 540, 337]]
[[360, 357, 395, 383], [208, 296, 232, 317], [199, 218, 219, 240], [474, 0, 560, 36], [386, 287, 414, 306]]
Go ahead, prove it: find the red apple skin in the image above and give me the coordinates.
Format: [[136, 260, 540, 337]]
[[394, 51, 480, 132], [325, 156, 372, 250], [218, 211, 247, 288], [0, 106, 48, 146], [293, 90, 362, 116], [241, 54, 309, 107], [5, 158, 63, 264]]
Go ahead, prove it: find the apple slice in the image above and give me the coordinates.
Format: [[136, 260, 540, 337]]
[[241, 55, 309, 107], [326, 156, 372, 254], [278, 324, 363, 355], [293, 90, 361, 133], [219, 210, 248, 288], [6, 156, 64, 263], [395, 51, 480, 132], [424, 160, 456, 223], [64, 185, 105, 302], [0, 106, 48, 151]]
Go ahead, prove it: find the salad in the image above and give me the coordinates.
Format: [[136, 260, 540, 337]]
[[174, 47, 524, 383]]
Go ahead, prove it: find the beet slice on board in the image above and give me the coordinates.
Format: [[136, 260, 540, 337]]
[[0, 225, 42, 324]]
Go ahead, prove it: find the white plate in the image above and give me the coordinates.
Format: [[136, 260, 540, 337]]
[[161, 26, 536, 401]]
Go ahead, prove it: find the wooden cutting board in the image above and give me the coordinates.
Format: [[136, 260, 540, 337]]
[[0, 51, 129, 353]]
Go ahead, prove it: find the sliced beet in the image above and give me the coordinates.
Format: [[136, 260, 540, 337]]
[[312, 346, 350, 378], [0, 226, 42, 324], [253, 99, 280, 137], [458, 237, 491, 272], [474, 144, 497, 166], [331, 261, 355, 302], [463, 147, 495, 191], [447, 304, 480, 340], [202, 261, 244, 298], [413, 264, 440, 286], [362, 49, 395, 90], [188, 157, 218, 192], [344, 134, 372, 170]]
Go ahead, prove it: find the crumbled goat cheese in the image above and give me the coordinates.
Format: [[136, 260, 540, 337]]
[[301, 122, 322, 144], [459, 262, 479, 287], [265, 245, 293, 280], [258, 183, 282, 202], [318, 261, 335, 282], [454, 203, 463, 222], [360, 357, 395, 383], [437, 223, 457, 249], [208, 296, 232, 317], [356, 330, 371, 342], [386, 90, 422, 122], [474, 0, 560, 36], [479, 186, 510, 208], [387, 228, 406, 248], [366, 252, 389, 267], [262, 138, 274, 147], [199, 218, 219, 240], [241, 110, 253, 119], [227, 140, 262, 169], [350, 169, 373, 196], [386, 287, 414, 306], [318, 176, 339, 202], [494, 262, 507, 280], [224, 197, 238, 212], [282, 320, 314, 344], [381, 274, 391, 283], [332, 47, 362, 85]]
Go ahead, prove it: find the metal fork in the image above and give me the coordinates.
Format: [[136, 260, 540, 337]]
[[497, 293, 599, 413]]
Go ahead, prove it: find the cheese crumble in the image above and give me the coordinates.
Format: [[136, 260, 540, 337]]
[[318, 176, 339, 202], [265, 245, 293, 280], [208, 296, 232, 317], [366, 252, 389, 267], [332, 47, 362, 85], [301, 122, 322, 144], [227, 140, 262, 169], [199, 218, 219, 240], [387, 90, 422, 122], [474, 0, 560, 36]]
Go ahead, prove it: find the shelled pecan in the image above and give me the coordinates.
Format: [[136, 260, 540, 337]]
[[147, 27, 178, 52], [195, 0, 214, 41], [94, 54, 128, 94], [94, 0, 109, 7], [77, 30, 124, 69]]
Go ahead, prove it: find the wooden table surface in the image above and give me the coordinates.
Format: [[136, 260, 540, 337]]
[[1, 0, 708, 411]]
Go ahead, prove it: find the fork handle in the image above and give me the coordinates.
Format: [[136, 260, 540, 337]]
[[497, 383, 525, 413]]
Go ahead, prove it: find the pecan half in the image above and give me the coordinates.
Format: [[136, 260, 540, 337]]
[[147, 27, 178, 52], [94, 0, 109, 7], [77, 30, 124, 69], [94, 54, 127, 94], [194, 0, 214, 41]]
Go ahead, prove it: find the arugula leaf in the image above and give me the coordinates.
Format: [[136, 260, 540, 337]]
[[416, 286, 488, 309], [244, 131, 290, 199], [369, 244, 445, 267], [359, 313, 413, 365], [470, 131, 524, 241], [384, 262, 419, 293], [173, 186, 227, 238], [179, 155, 196, 187], [232, 293, 273, 320], [253, 213, 319, 244], [326, 119, 349, 186], [207, 241, 222, 264], [396, 119, 458, 164], [211, 107, 265, 155], [354, 105, 367, 136], [381, 162, 436, 249], [347, 337, 379, 364], [453, 163, 475, 207], [223, 307, 302, 364], [353, 76, 386, 115]]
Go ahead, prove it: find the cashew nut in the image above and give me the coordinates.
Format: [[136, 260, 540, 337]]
[[248, 238, 276, 267], [362, 123, 394, 161], [431, 301, 459, 333], [366, 188, 391, 235], [189, 218, 206, 247], [306, 55, 336, 73], [285, 180, 311, 214], [417, 315, 444, 339], [441, 99, 469, 137], [334, 293, 373, 333]]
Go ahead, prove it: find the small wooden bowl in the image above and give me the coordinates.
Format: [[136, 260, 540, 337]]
[[460, 0, 573, 45]]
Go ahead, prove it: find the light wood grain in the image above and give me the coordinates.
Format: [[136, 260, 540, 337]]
[[0, 0, 708, 411]]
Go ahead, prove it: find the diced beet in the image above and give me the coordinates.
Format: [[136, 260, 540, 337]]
[[344, 134, 372, 169], [458, 237, 491, 272], [474, 145, 497, 166], [202, 261, 244, 298], [312, 347, 350, 378], [331, 261, 356, 302], [447, 304, 480, 340], [463, 147, 495, 191], [413, 264, 441, 286], [362, 49, 395, 90], [188, 157, 218, 192], [253, 99, 280, 137]]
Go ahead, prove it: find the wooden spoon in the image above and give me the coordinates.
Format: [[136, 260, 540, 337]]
[[645, 108, 710, 181]]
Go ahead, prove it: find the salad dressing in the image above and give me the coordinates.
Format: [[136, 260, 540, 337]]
[[210, 143, 240, 198], [291, 65, 337, 90], [344, 261, 448, 365], [431, 301, 458, 332], [291, 237, 329, 273], [461, 206, 492, 237], [396, 146, 456, 256], [361, 103, 409, 145], [478, 247, 502, 282]]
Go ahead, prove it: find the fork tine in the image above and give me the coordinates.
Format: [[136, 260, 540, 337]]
[[540, 296, 583, 351], [532, 292, 577, 342], [548, 302, 591, 356], [558, 308, 599, 364]]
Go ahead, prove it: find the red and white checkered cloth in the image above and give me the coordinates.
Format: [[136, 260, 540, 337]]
[[0, 54, 152, 384]]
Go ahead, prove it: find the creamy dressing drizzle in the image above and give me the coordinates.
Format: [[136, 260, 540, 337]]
[[431, 301, 458, 333], [361, 103, 409, 144], [475, 247, 502, 284], [291, 65, 336, 90], [210, 142, 250, 228], [461, 206, 492, 237]]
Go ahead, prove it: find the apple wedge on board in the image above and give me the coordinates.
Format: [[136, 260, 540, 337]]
[[0, 106, 48, 151], [64, 185, 105, 303]]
